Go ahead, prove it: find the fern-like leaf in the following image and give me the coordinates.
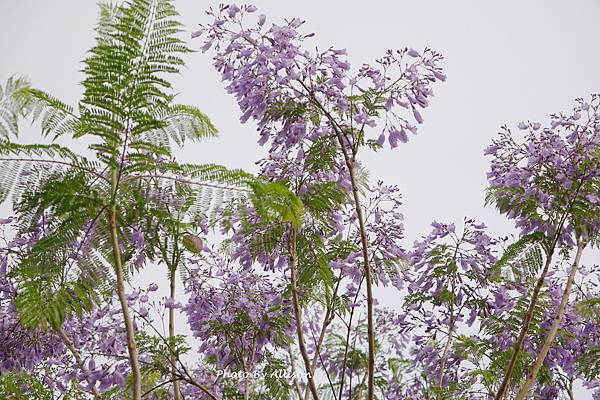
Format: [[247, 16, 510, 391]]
[[0, 76, 31, 139]]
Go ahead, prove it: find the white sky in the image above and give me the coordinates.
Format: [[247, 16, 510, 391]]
[[1, 1, 599, 398]]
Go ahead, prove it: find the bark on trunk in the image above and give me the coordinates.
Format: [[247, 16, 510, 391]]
[[109, 209, 142, 400], [515, 240, 586, 400], [169, 267, 182, 400], [494, 247, 556, 400], [288, 229, 321, 400]]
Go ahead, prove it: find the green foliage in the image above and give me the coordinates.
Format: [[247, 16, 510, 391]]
[[0, 76, 32, 139], [574, 298, 600, 380], [257, 359, 293, 400], [485, 185, 555, 235], [265, 100, 308, 123], [300, 181, 347, 217], [0, 141, 103, 204], [0, 0, 252, 336], [480, 289, 552, 391], [137, 332, 191, 375], [0, 368, 95, 399], [490, 232, 548, 283], [153, 104, 217, 146], [0, 370, 54, 400], [578, 345, 600, 380], [484, 291, 549, 341], [250, 181, 305, 230], [305, 135, 338, 173]]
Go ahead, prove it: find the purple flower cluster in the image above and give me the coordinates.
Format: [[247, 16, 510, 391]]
[[184, 249, 292, 372], [486, 96, 600, 245], [195, 3, 445, 195], [196, 4, 444, 152], [403, 219, 498, 392]]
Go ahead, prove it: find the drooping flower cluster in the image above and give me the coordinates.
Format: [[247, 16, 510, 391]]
[[195, 4, 444, 157], [485, 96, 600, 246]]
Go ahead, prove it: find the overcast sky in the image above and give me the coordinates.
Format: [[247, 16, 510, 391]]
[[1, 1, 598, 397]]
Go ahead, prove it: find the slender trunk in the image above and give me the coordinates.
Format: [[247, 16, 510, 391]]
[[109, 209, 142, 400], [438, 269, 458, 389], [244, 374, 250, 400], [288, 229, 321, 400], [301, 80, 376, 399], [169, 267, 182, 400], [494, 185, 582, 400], [337, 277, 363, 400], [438, 318, 456, 387], [287, 345, 304, 400], [567, 378, 575, 400], [336, 140, 376, 400], [303, 307, 332, 400], [241, 345, 250, 400], [58, 328, 102, 400], [494, 247, 556, 400], [515, 240, 587, 400]]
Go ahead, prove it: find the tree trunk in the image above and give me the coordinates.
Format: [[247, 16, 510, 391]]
[[169, 267, 182, 400], [494, 247, 556, 400], [288, 229, 321, 400], [109, 209, 142, 400], [337, 143, 376, 400], [515, 240, 586, 400]]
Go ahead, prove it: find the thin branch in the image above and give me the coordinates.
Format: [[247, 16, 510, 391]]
[[127, 173, 251, 192], [142, 378, 183, 398], [57, 327, 102, 400]]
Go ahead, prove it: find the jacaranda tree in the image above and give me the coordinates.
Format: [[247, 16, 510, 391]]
[[0, 2, 597, 400]]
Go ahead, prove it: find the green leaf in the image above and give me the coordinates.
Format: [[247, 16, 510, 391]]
[[182, 233, 203, 254]]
